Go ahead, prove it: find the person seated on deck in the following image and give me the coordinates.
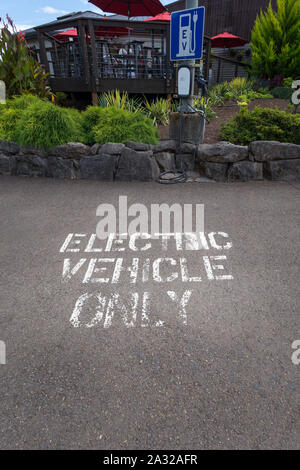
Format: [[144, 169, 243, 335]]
[[127, 45, 135, 79], [152, 48, 162, 78], [102, 41, 116, 78], [138, 50, 144, 78], [118, 45, 127, 78]]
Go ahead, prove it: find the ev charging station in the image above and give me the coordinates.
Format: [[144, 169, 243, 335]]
[[158, 2, 206, 184], [170, 6, 205, 62], [177, 66, 192, 98], [170, 3, 205, 101]]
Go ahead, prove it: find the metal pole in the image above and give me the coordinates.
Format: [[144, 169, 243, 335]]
[[182, 0, 198, 112]]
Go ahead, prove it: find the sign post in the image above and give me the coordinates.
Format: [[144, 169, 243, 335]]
[[170, 0, 205, 111]]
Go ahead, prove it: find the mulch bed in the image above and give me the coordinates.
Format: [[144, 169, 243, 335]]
[[158, 98, 298, 144]]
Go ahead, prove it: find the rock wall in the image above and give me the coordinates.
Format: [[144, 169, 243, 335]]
[[198, 141, 300, 182], [1, 139, 300, 182]]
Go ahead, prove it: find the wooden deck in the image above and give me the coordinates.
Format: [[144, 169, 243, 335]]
[[35, 15, 212, 99]]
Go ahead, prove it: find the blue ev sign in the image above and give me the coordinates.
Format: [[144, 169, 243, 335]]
[[170, 7, 205, 61]]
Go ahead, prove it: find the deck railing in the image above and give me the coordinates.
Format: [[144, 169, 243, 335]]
[[48, 40, 168, 81]]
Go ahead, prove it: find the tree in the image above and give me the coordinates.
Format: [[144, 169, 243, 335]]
[[250, 0, 300, 79], [0, 15, 52, 98]]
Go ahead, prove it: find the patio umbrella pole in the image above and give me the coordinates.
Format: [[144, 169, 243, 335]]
[[128, 3, 131, 50]]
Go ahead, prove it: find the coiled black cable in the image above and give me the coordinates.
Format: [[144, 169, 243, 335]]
[[157, 103, 207, 185]]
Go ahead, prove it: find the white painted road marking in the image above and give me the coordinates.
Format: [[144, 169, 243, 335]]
[[59, 232, 234, 329]]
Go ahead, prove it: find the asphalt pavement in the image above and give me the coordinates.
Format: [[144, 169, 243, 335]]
[[0, 175, 300, 449]]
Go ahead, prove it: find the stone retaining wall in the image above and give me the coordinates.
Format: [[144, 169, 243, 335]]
[[1, 139, 300, 182]]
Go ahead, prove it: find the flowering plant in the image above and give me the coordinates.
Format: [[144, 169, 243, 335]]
[[0, 15, 52, 98]]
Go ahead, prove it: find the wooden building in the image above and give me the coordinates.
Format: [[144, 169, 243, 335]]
[[168, 0, 277, 41]]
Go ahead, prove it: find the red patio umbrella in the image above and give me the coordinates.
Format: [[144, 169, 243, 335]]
[[95, 25, 133, 37], [211, 32, 248, 48], [54, 26, 132, 41], [99, 16, 132, 36], [144, 11, 171, 22], [88, 0, 166, 18], [54, 28, 78, 41]]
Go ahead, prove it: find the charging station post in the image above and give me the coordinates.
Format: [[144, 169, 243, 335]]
[[158, 0, 206, 183], [182, 0, 198, 112]]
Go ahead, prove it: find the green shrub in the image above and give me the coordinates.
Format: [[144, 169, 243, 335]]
[[208, 78, 272, 106], [0, 95, 43, 141], [228, 77, 253, 97], [123, 120, 159, 144], [80, 106, 104, 145], [63, 107, 84, 143], [254, 91, 273, 99], [250, 0, 300, 79], [208, 82, 228, 106], [208, 87, 225, 107], [282, 77, 294, 88], [143, 97, 172, 126], [98, 90, 142, 114], [271, 87, 293, 100], [221, 106, 300, 145], [0, 95, 69, 144], [13, 101, 80, 150], [0, 107, 22, 141], [6, 94, 46, 110], [56, 92, 68, 107], [91, 106, 159, 145], [193, 97, 216, 121]]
